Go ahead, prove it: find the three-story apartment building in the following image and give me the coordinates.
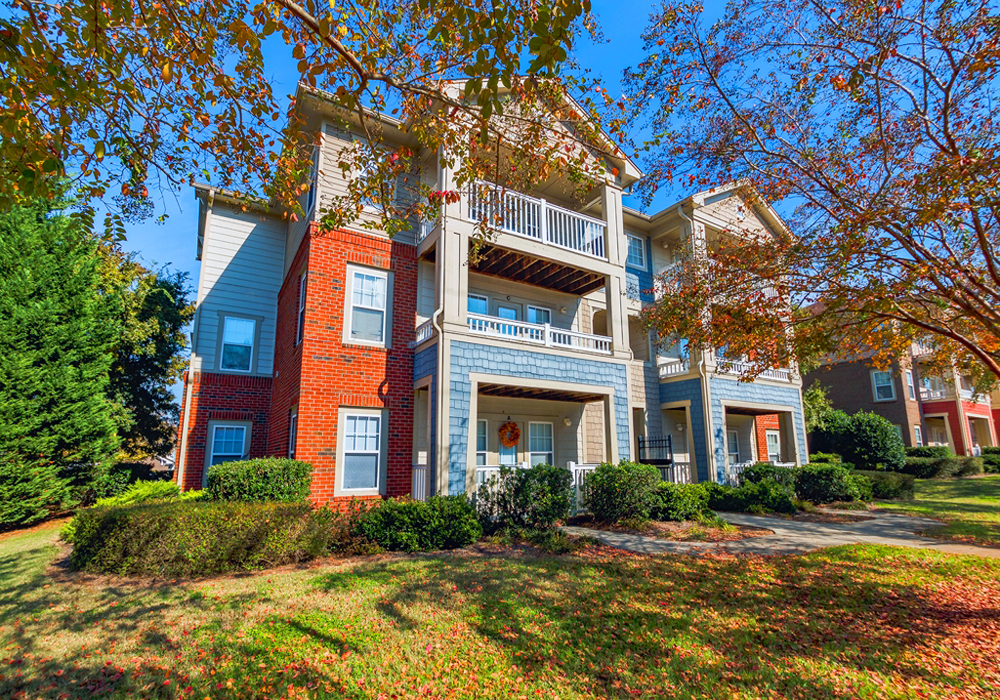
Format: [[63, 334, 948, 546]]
[[173, 85, 809, 504]]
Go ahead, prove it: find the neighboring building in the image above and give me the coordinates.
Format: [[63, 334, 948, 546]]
[[174, 84, 809, 506], [806, 346, 996, 455]]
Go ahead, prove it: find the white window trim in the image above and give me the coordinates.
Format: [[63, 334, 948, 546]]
[[468, 293, 489, 316], [914, 425, 923, 446], [353, 138, 399, 214], [528, 421, 554, 466], [204, 420, 252, 486], [476, 419, 488, 466], [288, 408, 298, 459], [296, 272, 307, 345], [765, 429, 781, 462], [217, 313, 261, 374], [335, 407, 388, 497], [527, 304, 552, 326], [905, 370, 915, 400], [871, 370, 896, 402], [625, 232, 647, 270], [343, 264, 393, 348], [727, 429, 740, 464], [305, 145, 320, 217]]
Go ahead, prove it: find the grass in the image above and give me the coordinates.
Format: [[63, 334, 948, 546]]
[[3, 521, 1000, 698], [876, 475, 1000, 547]]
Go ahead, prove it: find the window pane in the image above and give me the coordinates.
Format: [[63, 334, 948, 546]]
[[529, 423, 553, 452], [343, 453, 379, 489], [468, 295, 488, 315], [727, 430, 739, 454], [221, 344, 252, 371], [351, 308, 384, 341], [529, 452, 552, 466], [528, 307, 550, 325], [353, 272, 387, 309], [212, 426, 245, 460], [223, 317, 255, 345], [499, 442, 517, 465], [476, 420, 487, 452], [626, 235, 645, 267]]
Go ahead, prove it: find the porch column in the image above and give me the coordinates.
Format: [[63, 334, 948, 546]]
[[603, 393, 619, 463], [779, 412, 801, 466], [438, 158, 470, 333]]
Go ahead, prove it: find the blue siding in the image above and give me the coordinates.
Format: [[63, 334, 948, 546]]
[[447, 341, 630, 495], [413, 344, 438, 491], [707, 377, 807, 483], [659, 378, 710, 481], [625, 237, 654, 302]]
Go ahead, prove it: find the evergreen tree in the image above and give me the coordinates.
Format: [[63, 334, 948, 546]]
[[0, 198, 119, 524]]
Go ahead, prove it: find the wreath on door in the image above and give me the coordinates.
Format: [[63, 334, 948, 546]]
[[498, 420, 521, 448]]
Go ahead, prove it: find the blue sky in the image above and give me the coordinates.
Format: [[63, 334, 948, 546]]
[[120, 1, 706, 399]]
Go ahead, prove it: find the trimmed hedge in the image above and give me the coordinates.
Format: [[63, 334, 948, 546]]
[[650, 482, 712, 521], [355, 496, 481, 552], [94, 479, 180, 507], [900, 455, 983, 479], [905, 445, 952, 459], [206, 458, 311, 502], [847, 473, 874, 502], [584, 460, 662, 523], [68, 501, 335, 577], [743, 462, 797, 490], [958, 456, 984, 477], [811, 410, 906, 471], [475, 463, 572, 531], [854, 470, 915, 500], [705, 480, 796, 514], [795, 464, 860, 504], [983, 454, 1000, 473], [982, 446, 1000, 455], [807, 452, 841, 464]]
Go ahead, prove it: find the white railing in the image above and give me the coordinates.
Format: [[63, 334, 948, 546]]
[[467, 313, 612, 354], [465, 181, 607, 260], [972, 446, 983, 457], [567, 461, 599, 514], [658, 359, 690, 378], [661, 462, 693, 484], [475, 462, 528, 489], [726, 460, 796, 487], [920, 388, 949, 401], [418, 218, 437, 242], [410, 319, 435, 348], [412, 464, 429, 501], [717, 360, 792, 382]]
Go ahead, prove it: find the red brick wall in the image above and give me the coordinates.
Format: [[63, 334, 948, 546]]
[[176, 371, 272, 490], [994, 409, 1000, 445], [754, 414, 780, 460], [921, 400, 966, 455], [293, 226, 417, 506]]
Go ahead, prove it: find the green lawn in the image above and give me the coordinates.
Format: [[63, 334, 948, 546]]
[[876, 475, 1000, 546], [2, 521, 999, 699]]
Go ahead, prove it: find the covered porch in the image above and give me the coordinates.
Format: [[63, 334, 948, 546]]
[[721, 404, 802, 485]]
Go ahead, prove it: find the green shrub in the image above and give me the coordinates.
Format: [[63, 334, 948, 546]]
[[705, 479, 796, 514], [901, 455, 962, 478], [743, 462, 798, 490], [649, 483, 711, 521], [68, 501, 335, 577], [982, 446, 1000, 455], [794, 464, 860, 503], [905, 445, 952, 459], [958, 456, 984, 477], [355, 496, 481, 552], [811, 410, 906, 471], [807, 452, 841, 464], [854, 470, 915, 500], [94, 479, 180, 507], [584, 460, 662, 523], [87, 462, 171, 502], [982, 454, 1000, 473], [0, 455, 70, 529], [846, 473, 873, 502], [206, 457, 312, 502], [475, 463, 572, 532]]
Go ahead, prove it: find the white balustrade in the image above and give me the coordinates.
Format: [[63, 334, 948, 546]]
[[418, 218, 437, 242], [467, 313, 612, 354], [411, 464, 429, 501], [658, 359, 690, 378], [726, 460, 796, 487], [920, 388, 949, 401], [717, 359, 791, 382], [465, 181, 607, 260], [410, 319, 435, 348], [567, 461, 599, 514]]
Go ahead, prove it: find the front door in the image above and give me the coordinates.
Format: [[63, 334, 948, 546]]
[[765, 430, 781, 462], [496, 303, 519, 337]]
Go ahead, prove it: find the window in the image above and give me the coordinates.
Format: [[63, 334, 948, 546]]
[[349, 269, 388, 344], [905, 370, 915, 400], [468, 294, 488, 316], [625, 233, 646, 269], [499, 423, 518, 466], [476, 419, 488, 466], [496, 303, 519, 336], [210, 425, 247, 465], [765, 430, 781, 462], [527, 305, 551, 325], [287, 410, 298, 459], [296, 273, 307, 345], [529, 422, 554, 466], [220, 316, 255, 372], [342, 414, 381, 490], [305, 147, 319, 215], [727, 430, 740, 465], [871, 370, 895, 401], [914, 425, 923, 446]]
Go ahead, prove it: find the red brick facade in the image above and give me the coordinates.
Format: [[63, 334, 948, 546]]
[[175, 372, 273, 490], [178, 224, 417, 507], [754, 414, 780, 460]]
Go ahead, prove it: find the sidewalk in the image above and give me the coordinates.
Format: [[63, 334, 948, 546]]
[[562, 510, 1000, 558]]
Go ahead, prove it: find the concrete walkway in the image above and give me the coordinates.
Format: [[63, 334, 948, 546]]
[[562, 510, 1000, 558]]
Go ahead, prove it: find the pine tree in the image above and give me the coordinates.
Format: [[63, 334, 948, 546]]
[[0, 198, 119, 525]]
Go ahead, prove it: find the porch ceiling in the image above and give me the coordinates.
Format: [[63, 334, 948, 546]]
[[726, 406, 786, 417], [469, 244, 606, 295], [478, 383, 605, 403]]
